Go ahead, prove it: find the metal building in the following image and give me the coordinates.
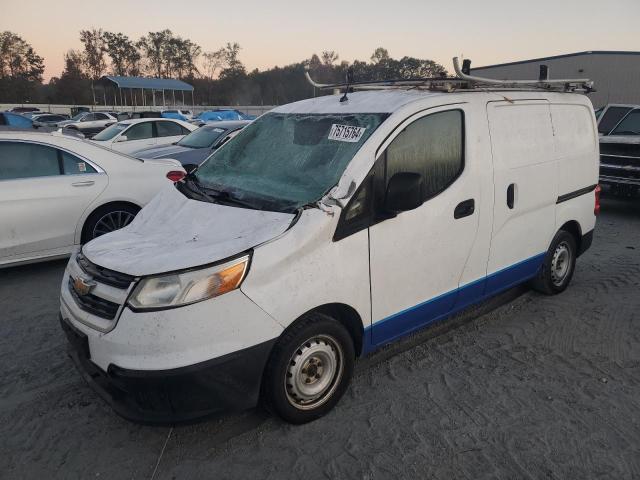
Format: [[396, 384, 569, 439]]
[[96, 76, 194, 109], [471, 51, 640, 108]]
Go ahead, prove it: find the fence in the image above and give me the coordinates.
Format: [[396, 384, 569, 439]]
[[0, 104, 275, 117]]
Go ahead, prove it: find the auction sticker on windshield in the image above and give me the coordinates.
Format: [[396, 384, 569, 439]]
[[328, 124, 366, 143]]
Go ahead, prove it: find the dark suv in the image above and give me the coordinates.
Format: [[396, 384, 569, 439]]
[[597, 104, 640, 196]]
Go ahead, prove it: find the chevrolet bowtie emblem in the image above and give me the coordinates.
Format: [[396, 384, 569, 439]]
[[71, 275, 96, 296]]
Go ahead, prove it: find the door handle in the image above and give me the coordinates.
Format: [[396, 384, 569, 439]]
[[507, 183, 515, 209], [72, 180, 95, 187], [454, 199, 475, 219]]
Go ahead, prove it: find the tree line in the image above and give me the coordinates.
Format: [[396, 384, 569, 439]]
[[0, 29, 447, 106]]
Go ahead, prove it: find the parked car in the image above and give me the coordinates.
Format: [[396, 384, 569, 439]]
[[597, 104, 640, 195], [31, 113, 70, 128], [7, 106, 40, 113], [60, 87, 599, 425], [129, 111, 163, 119], [91, 118, 197, 155], [134, 120, 251, 165], [58, 112, 118, 138], [190, 109, 255, 126], [0, 131, 185, 268], [0, 111, 35, 129], [162, 109, 194, 121], [22, 111, 48, 119]]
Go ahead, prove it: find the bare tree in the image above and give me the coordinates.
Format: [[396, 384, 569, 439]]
[[202, 48, 225, 80], [370, 47, 390, 64], [103, 32, 141, 76], [219, 42, 245, 79], [79, 28, 107, 104], [321, 51, 339, 66]]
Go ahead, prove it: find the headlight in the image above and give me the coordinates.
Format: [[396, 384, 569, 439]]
[[128, 255, 249, 310]]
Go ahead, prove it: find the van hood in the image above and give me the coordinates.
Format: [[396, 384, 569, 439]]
[[82, 185, 295, 276]]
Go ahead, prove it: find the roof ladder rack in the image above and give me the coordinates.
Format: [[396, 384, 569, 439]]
[[304, 57, 594, 94]]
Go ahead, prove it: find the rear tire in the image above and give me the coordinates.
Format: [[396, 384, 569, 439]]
[[81, 203, 139, 243], [262, 312, 355, 424], [530, 229, 577, 295]]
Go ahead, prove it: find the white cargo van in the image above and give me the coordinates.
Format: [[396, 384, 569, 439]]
[[60, 67, 599, 424]]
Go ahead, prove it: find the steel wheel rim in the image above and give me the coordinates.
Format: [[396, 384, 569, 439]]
[[92, 211, 135, 238], [285, 334, 344, 411], [551, 241, 572, 286]]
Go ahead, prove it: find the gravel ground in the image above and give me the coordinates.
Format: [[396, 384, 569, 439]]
[[1, 196, 639, 480]]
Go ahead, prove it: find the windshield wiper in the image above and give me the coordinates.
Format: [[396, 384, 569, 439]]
[[200, 186, 263, 209], [180, 177, 217, 203]]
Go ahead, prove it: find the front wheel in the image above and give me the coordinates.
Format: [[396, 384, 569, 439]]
[[262, 312, 355, 424], [530, 230, 577, 295]]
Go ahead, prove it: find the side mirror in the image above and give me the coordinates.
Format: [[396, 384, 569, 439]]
[[384, 172, 423, 213], [116, 135, 128, 143], [182, 163, 199, 174]]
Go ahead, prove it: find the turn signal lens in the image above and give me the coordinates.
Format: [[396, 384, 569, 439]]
[[166, 170, 186, 182], [594, 184, 601, 216]]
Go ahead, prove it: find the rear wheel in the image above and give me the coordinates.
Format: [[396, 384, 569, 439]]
[[82, 204, 139, 243], [530, 230, 577, 295], [262, 312, 355, 424]]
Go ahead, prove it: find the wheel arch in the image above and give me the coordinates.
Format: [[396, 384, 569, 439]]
[[278, 303, 365, 358], [79, 200, 142, 243], [558, 220, 582, 254]]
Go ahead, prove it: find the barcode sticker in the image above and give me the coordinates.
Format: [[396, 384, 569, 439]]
[[328, 124, 366, 143]]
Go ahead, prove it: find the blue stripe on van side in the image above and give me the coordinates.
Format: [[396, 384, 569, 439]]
[[362, 253, 545, 354]]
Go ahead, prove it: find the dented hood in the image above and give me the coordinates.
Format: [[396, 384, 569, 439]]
[[82, 185, 295, 276]]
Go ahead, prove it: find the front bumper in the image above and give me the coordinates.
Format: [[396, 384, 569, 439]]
[[61, 315, 276, 424]]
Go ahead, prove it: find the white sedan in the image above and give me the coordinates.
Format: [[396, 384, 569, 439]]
[[0, 131, 185, 268], [90, 118, 197, 155]]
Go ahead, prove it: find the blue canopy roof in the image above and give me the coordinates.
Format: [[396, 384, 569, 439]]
[[99, 76, 194, 91]]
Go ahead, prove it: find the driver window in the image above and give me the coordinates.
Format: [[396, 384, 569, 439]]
[[383, 110, 464, 202], [125, 122, 153, 141]]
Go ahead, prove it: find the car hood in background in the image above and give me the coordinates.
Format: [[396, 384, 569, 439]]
[[135, 144, 211, 164], [82, 184, 295, 276]]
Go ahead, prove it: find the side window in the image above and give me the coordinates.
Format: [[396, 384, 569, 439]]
[[334, 110, 464, 242], [598, 106, 633, 135], [94, 113, 109, 120], [181, 126, 191, 135], [611, 110, 640, 136], [0, 142, 61, 180], [156, 121, 184, 137], [82, 114, 95, 122], [61, 151, 98, 175], [124, 122, 153, 140], [384, 110, 464, 201]]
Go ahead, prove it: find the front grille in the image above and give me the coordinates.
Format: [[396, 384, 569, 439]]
[[600, 155, 640, 169], [77, 253, 134, 289], [68, 278, 120, 320], [599, 142, 640, 157]]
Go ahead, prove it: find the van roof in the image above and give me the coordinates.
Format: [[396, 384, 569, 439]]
[[272, 90, 447, 115], [271, 88, 587, 115]]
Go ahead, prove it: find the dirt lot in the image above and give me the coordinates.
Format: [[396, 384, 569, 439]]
[[1, 196, 639, 480]]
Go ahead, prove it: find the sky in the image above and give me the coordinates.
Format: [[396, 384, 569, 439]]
[[1, 0, 639, 81]]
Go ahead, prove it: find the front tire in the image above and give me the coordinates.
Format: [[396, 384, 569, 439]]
[[531, 230, 577, 295], [262, 312, 355, 424]]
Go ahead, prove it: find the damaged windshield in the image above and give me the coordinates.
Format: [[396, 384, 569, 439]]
[[193, 112, 388, 212]]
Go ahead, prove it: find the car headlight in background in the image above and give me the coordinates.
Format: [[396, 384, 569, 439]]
[[128, 255, 249, 310]]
